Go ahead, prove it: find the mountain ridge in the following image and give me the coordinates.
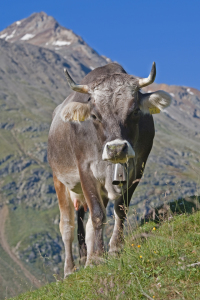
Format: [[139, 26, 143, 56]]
[[0, 12, 111, 75]]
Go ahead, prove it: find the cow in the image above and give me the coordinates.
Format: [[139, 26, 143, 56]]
[[48, 62, 172, 277]]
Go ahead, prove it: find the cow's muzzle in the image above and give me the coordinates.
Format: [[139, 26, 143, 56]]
[[102, 139, 135, 163]]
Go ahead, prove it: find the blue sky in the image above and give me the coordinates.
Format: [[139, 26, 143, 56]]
[[1, 0, 200, 89]]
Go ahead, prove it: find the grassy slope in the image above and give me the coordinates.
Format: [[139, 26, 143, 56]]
[[12, 209, 200, 300]]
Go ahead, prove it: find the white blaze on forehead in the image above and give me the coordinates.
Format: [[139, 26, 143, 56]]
[[102, 139, 135, 161], [93, 88, 103, 100]]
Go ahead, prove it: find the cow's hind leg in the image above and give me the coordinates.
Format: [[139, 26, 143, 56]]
[[77, 207, 87, 264], [85, 214, 95, 265], [53, 175, 75, 277]]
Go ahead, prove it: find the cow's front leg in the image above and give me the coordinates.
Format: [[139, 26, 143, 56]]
[[53, 175, 75, 277], [109, 182, 139, 254], [109, 209, 124, 253], [79, 168, 106, 265], [86, 196, 106, 266]]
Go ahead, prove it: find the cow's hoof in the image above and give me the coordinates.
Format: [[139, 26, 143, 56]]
[[79, 256, 87, 266], [109, 246, 122, 255], [108, 251, 120, 257], [85, 255, 106, 267], [64, 272, 73, 278], [64, 266, 78, 278]]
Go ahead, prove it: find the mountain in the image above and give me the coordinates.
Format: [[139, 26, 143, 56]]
[[0, 11, 111, 78], [0, 12, 200, 299]]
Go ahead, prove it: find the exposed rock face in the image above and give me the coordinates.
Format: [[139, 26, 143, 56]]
[[18, 232, 64, 274]]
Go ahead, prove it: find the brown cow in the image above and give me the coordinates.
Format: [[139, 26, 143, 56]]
[[48, 62, 171, 277]]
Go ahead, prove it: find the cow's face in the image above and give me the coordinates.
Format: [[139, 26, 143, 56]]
[[89, 75, 140, 163], [61, 63, 172, 163]]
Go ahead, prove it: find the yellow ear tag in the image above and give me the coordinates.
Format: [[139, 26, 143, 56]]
[[149, 107, 160, 114], [79, 116, 85, 121], [73, 113, 85, 121], [73, 112, 78, 121]]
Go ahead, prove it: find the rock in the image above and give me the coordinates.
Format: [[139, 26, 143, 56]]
[[193, 108, 200, 118], [18, 232, 64, 273]]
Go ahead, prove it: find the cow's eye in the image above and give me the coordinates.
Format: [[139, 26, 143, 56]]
[[91, 114, 97, 120]]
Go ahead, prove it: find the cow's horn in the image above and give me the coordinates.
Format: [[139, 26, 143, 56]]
[[138, 62, 156, 88], [64, 68, 89, 94]]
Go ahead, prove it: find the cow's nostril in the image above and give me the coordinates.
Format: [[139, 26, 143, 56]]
[[122, 143, 128, 152], [107, 145, 115, 151], [107, 143, 128, 157]]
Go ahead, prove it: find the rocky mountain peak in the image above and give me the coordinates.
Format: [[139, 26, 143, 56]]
[[0, 12, 80, 49], [0, 12, 110, 74]]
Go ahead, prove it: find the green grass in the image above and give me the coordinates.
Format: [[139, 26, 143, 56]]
[[11, 209, 200, 300]]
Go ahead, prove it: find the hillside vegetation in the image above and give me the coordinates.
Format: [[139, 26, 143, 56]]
[[12, 200, 200, 300]]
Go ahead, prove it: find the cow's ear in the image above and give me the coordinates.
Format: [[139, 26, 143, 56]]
[[60, 102, 90, 122], [139, 90, 172, 114]]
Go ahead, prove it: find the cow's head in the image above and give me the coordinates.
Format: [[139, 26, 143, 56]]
[[61, 63, 172, 163]]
